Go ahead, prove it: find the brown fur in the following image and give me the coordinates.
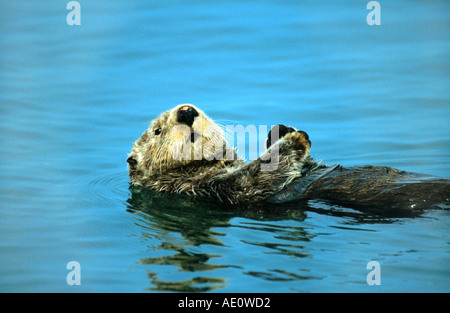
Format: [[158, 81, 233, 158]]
[[128, 104, 311, 205], [128, 104, 450, 212]]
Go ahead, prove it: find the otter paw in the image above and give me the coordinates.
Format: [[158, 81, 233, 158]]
[[266, 124, 296, 149], [266, 124, 311, 150], [282, 130, 311, 152]]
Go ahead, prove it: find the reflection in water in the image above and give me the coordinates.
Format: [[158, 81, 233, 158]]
[[126, 185, 314, 291], [126, 186, 232, 291], [144, 272, 226, 292], [244, 269, 320, 282], [125, 183, 435, 291]]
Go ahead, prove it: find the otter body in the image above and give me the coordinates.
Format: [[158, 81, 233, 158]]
[[128, 104, 449, 213], [269, 164, 450, 212]]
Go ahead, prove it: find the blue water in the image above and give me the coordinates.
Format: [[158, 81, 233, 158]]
[[1, 0, 449, 292]]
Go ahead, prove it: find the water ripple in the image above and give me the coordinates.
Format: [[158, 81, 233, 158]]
[[76, 168, 130, 207]]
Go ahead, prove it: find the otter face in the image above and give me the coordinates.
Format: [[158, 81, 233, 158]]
[[127, 104, 227, 176]]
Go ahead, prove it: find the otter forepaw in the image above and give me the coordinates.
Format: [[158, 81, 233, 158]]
[[266, 124, 294, 149], [266, 124, 311, 151], [282, 130, 311, 152]]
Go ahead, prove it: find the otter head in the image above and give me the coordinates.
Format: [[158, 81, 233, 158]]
[[127, 104, 229, 179]]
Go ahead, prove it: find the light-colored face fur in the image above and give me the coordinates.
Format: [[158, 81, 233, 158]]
[[128, 104, 227, 174]]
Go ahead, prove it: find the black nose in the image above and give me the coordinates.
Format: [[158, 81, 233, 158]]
[[127, 156, 137, 167], [177, 106, 199, 127]]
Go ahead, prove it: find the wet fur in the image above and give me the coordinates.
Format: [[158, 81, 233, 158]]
[[128, 104, 450, 213], [128, 104, 310, 205]]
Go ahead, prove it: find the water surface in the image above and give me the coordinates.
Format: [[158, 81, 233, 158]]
[[0, 0, 449, 292]]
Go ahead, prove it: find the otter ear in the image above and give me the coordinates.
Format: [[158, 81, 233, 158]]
[[266, 124, 297, 149], [127, 156, 138, 167]]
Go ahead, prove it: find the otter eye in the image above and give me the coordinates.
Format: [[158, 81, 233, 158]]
[[154, 128, 162, 135]]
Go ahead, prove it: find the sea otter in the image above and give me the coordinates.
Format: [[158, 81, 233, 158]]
[[127, 104, 449, 213]]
